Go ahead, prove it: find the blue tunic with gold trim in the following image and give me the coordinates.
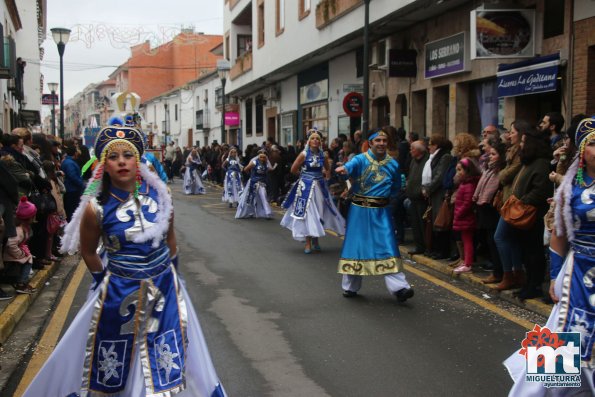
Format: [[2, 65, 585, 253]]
[[338, 150, 403, 276]]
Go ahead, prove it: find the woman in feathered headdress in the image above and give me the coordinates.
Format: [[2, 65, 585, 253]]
[[23, 124, 226, 397], [235, 149, 276, 219], [504, 117, 595, 396], [222, 146, 243, 207], [281, 128, 345, 253]]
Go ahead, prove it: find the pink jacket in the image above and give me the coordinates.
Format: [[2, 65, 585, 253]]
[[4, 225, 33, 264], [453, 176, 479, 231]]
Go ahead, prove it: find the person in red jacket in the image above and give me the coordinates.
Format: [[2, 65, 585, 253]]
[[452, 157, 481, 274]]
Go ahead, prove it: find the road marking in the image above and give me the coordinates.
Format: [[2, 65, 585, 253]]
[[404, 264, 535, 330], [13, 260, 87, 397]]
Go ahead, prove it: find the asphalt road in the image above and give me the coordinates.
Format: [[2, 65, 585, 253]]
[[16, 179, 540, 397]]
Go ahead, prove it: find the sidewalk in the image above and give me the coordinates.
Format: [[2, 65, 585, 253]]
[[400, 243, 553, 319], [0, 259, 63, 344]]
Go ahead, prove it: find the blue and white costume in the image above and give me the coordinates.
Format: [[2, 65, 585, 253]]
[[222, 156, 243, 205], [235, 159, 272, 219], [281, 147, 345, 241], [183, 154, 205, 195], [23, 125, 225, 397], [505, 118, 595, 396], [339, 149, 411, 295]]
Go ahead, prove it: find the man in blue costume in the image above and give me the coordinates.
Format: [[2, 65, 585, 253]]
[[335, 129, 414, 301]]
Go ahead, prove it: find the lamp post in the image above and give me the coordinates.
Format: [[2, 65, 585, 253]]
[[48, 82, 58, 136], [50, 27, 71, 141], [362, 0, 371, 135], [217, 59, 231, 144]]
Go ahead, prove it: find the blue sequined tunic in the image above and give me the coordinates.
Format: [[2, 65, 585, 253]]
[[338, 150, 403, 276], [555, 178, 595, 366]]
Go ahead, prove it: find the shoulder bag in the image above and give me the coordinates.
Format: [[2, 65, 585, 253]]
[[500, 169, 537, 230]]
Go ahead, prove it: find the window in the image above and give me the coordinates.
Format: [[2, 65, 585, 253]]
[[276, 0, 285, 34], [175, 104, 178, 121], [302, 102, 328, 139], [196, 110, 204, 129], [215, 88, 223, 107], [280, 111, 295, 146], [245, 98, 253, 136], [543, 0, 564, 39], [258, 2, 265, 47], [237, 35, 252, 57], [225, 34, 230, 61], [255, 96, 264, 135], [377, 40, 386, 66], [300, 0, 311, 14]]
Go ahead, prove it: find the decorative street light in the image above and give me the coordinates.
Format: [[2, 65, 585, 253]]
[[50, 27, 71, 141], [362, 0, 371, 135], [47, 82, 58, 136], [217, 59, 231, 144]]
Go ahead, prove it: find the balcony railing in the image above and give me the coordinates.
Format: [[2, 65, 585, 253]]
[[316, 0, 363, 29], [230, 50, 252, 81]]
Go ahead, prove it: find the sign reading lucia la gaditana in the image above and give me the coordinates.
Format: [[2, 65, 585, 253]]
[[424, 32, 467, 79], [496, 53, 560, 98]]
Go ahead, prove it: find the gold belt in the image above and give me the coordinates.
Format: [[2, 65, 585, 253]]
[[351, 194, 389, 208]]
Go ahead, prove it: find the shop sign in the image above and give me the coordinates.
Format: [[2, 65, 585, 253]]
[[42, 93, 59, 105], [225, 112, 240, 126], [471, 9, 535, 59], [425, 32, 467, 79], [389, 49, 417, 78], [343, 84, 363, 93], [300, 79, 328, 104], [342, 92, 364, 117], [497, 53, 559, 98]]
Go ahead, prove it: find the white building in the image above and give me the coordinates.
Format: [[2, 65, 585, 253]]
[[0, 0, 45, 132], [141, 71, 224, 149]]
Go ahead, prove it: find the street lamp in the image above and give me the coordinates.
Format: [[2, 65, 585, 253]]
[[47, 82, 58, 136], [50, 27, 71, 141], [362, 0, 371, 135], [217, 59, 231, 144]]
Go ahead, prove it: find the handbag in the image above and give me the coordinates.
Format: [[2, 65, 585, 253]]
[[47, 213, 65, 234], [28, 190, 57, 214], [434, 198, 453, 230], [500, 170, 537, 230]]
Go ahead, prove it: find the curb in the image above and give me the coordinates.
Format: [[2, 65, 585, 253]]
[[0, 260, 61, 344], [402, 246, 553, 319]]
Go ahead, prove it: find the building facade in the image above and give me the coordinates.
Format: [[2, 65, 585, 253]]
[[223, 0, 593, 147]]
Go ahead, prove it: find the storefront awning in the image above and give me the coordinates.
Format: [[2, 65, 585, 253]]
[[497, 53, 560, 98]]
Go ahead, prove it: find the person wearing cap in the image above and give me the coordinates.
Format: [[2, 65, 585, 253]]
[[335, 129, 414, 301], [281, 129, 345, 253], [4, 196, 37, 294], [23, 124, 226, 397], [504, 117, 595, 396]]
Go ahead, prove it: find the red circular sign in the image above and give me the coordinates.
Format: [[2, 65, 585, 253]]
[[343, 92, 364, 117]]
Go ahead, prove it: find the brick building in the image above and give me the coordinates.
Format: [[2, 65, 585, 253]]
[[110, 31, 223, 103]]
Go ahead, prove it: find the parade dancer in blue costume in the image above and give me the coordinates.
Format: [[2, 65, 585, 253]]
[[335, 130, 414, 301], [222, 147, 243, 208], [235, 150, 275, 219], [23, 125, 225, 397], [183, 148, 206, 195], [504, 117, 595, 395], [281, 129, 345, 253]]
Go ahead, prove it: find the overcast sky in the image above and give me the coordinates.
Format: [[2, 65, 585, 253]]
[[41, 0, 223, 104]]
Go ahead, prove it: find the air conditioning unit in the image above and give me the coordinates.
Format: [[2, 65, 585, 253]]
[[263, 86, 280, 101]]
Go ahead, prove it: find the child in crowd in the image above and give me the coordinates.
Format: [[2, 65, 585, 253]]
[[452, 158, 481, 274], [4, 197, 37, 294]]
